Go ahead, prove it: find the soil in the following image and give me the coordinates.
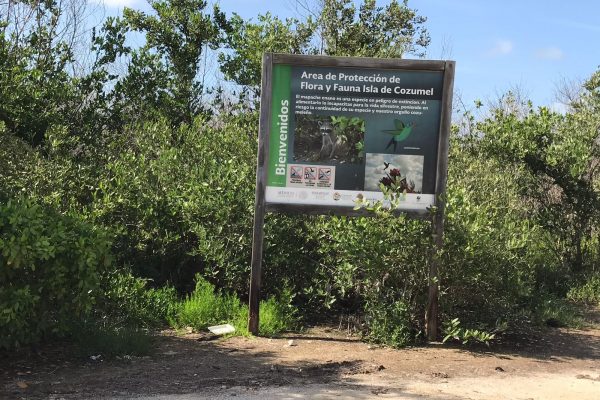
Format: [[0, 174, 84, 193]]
[[2, 316, 599, 399]]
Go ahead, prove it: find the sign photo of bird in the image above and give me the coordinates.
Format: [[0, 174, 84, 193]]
[[383, 120, 416, 152]]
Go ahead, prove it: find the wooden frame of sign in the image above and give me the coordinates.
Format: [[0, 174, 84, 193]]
[[249, 53, 455, 341]]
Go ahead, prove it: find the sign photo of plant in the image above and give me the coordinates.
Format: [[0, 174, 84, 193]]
[[364, 153, 424, 192]]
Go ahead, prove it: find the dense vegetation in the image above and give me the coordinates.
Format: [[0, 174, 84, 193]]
[[0, 0, 598, 352]]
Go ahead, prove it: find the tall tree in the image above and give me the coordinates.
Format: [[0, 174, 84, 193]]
[[0, 0, 83, 147], [95, 0, 227, 126], [123, 0, 225, 124], [219, 0, 430, 94], [219, 12, 315, 97], [319, 0, 429, 57]]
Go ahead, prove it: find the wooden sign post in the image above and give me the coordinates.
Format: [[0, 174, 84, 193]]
[[249, 53, 454, 339]]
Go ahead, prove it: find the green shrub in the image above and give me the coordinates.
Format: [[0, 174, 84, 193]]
[[532, 294, 583, 328], [73, 272, 177, 357], [311, 187, 432, 346], [90, 116, 257, 291], [92, 271, 178, 329], [442, 318, 495, 345], [567, 274, 600, 306], [0, 198, 112, 349], [258, 288, 298, 337], [364, 298, 416, 348], [0, 127, 41, 201], [441, 137, 546, 328], [305, 213, 430, 331]]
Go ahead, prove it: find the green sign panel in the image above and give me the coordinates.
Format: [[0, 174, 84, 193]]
[[267, 64, 291, 187]]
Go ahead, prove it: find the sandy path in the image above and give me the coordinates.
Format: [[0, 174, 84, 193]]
[[2, 325, 599, 399]]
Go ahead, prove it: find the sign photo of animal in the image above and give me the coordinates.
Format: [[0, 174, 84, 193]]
[[293, 115, 365, 164]]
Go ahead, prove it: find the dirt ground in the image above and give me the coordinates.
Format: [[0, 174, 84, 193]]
[[2, 317, 600, 400]]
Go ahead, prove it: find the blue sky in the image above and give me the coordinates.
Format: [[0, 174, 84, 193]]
[[93, 0, 600, 110]]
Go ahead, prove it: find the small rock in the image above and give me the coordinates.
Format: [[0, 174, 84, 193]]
[[284, 339, 296, 347], [16, 381, 28, 389], [371, 388, 389, 395], [196, 333, 219, 342], [495, 367, 505, 372]]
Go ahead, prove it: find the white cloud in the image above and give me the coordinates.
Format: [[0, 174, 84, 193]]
[[535, 47, 564, 60], [546, 18, 600, 33], [487, 39, 513, 57], [91, 0, 138, 8]]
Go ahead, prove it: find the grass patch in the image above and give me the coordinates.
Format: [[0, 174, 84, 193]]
[[169, 275, 297, 337], [567, 274, 600, 306], [169, 276, 247, 332], [74, 324, 153, 358], [533, 295, 584, 328]]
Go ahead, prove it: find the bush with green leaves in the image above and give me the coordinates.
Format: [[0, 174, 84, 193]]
[[0, 125, 41, 200], [439, 73, 599, 330], [365, 298, 416, 348], [258, 287, 299, 337], [86, 115, 257, 290], [72, 271, 176, 357], [475, 90, 600, 278], [441, 140, 546, 327], [567, 274, 600, 306], [91, 271, 178, 330], [0, 199, 112, 349], [531, 294, 583, 328], [306, 208, 431, 344], [442, 318, 495, 345]]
